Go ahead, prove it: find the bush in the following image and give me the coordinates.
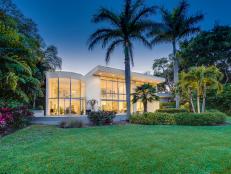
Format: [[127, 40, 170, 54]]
[[88, 111, 116, 126], [130, 111, 226, 126], [156, 108, 188, 114], [174, 112, 226, 126], [59, 119, 84, 128], [0, 106, 33, 133], [160, 102, 175, 109], [130, 112, 175, 125]]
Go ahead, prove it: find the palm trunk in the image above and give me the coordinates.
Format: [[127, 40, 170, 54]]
[[202, 85, 206, 113], [143, 101, 148, 113], [189, 89, 196, 113], [124, 42, 131, 116], [197, 87, 200, 113], [172, 40, 180, 108]]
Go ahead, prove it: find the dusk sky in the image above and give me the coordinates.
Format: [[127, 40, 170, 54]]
[[13, 0, 231, 75]]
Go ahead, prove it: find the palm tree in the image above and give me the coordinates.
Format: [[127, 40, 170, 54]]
[[179, 66, 223, 113], [132, 83, 159, 113], [88, 0, 156, 116], [149, 0, 203, 108]]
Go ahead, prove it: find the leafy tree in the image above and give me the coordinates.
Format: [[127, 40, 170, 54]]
[[132, 84, 159, 113], [0, 0, 62, 109], [179, 66, 223, 113], [207, 84, 231, 115], [180, 25, 231, 84], [149, 0, 203, 108], [153, 56, 173, 91], [88, 0, 156, 116]]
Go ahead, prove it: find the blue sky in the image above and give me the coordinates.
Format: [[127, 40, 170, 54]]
[[13, 0, 231, 74]]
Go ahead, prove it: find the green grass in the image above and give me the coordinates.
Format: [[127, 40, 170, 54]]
[[1, 123, 231, 174]]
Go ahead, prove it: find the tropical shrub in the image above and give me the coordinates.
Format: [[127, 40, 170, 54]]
[[59, 119, 84, 128], [88, 111, 116, 126], [174, 112, 226, 126], [130, 112, 175, 125], [156, 108, 188, 113], [0, 106, 33, 133]]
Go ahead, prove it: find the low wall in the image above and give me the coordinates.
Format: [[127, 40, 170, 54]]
[[31, 115, 128, 125]]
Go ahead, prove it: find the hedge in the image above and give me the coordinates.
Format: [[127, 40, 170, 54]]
[[156, 108, 188, 114], [130, 111, 226, 126], [130, 112, 175, 125]]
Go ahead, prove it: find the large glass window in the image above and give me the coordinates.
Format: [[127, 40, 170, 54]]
[[59, 78, 70, 98], [71, 79, 81, 98], [48, 77, 85, 116], [49, 78, 58, 98]]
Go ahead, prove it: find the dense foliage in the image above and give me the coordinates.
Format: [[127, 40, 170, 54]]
[[88, 111, 116, 126], [130, 111, 226, 126], [180, 25, 231, 84], [178, 66, 222, 113], [0, 0, 62, 109], [0, 106, 33, 134], [206, 84, 231, 115]]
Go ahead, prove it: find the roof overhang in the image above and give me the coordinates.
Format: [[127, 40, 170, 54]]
[[85, 65, 165, 84]]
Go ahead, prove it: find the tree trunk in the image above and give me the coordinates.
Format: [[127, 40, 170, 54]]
[[189, 89, 196, 113], [143, 101, 148, 113], [197, 87, 200, 113], [202, 85, 206, 113], [33, 94, 36, 109], [124, 42, 131, 117], [172, 40, 180, 108]]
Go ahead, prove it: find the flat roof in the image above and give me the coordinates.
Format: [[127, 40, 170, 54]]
[[85, 65, 165, 84], [46, 65, 165, 84]]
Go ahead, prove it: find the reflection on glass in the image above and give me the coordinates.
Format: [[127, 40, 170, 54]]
[[136, 101, 144, 112], [71, 99, 80, 115], [119, 102, 126, 113], [49, 99, 58, 115], [49, 78, 58, 98], [71, 79, 81, 98], [48, 77, 85, 116], [59, 78, 70, 98], [59, 99, 70, 115]]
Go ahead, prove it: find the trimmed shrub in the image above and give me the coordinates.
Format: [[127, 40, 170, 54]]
[[156, 108, 188, 114], [130, 112, 175, 125], [174, 112, 226, 126], [88, 111, 116, 126], [59, 119, 84, 128], [160, 102, 175, 109], [130, 111, 226, 126]]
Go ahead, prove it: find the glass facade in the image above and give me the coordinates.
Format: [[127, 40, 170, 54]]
[[48, 78, 85, 116], [100, 77, 149, 113]]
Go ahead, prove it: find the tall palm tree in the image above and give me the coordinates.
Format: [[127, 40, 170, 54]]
[[149, 0, 203, 108], [88, 0, 156, 116], [132, 83, 159, 113]]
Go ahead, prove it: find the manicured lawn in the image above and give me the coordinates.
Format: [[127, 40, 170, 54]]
[[1, 123, 231, 174]]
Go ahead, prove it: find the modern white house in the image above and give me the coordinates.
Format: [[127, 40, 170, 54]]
[[46, 65, 165, 116]]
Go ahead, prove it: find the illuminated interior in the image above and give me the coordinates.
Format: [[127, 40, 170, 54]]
[[48, 78, 85, 116], [100, 76, 155, 113]]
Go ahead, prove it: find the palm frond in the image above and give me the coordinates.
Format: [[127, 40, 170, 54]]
[[92, 8, 120, 27], [105, 39, 123, 64]]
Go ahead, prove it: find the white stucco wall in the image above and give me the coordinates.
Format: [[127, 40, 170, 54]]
[[85, 75, 101, 109], [147, 101, 160, 112]]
